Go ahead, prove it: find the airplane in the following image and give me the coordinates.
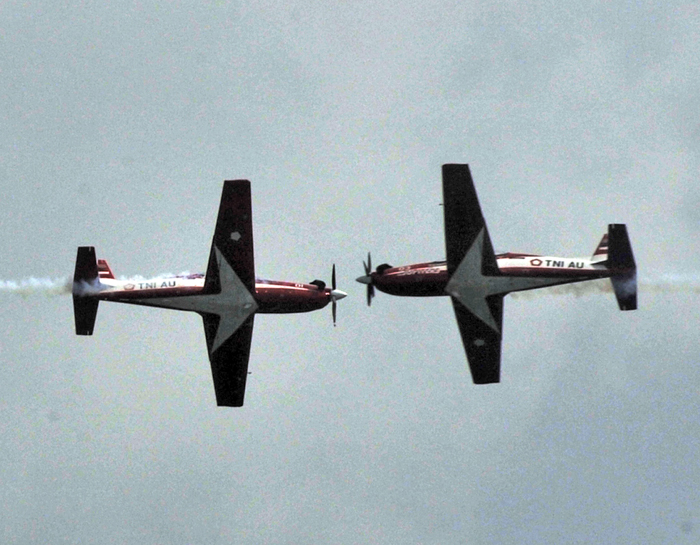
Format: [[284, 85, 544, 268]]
[[72, 180, 347, 407], [356, 164, 637, 384]]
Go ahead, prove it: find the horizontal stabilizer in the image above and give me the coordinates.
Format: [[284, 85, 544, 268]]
[[611, 272, 636, 311], [608, 224, 637, 311], [73, 246, 100, 335], [74, 297, 99, 335], [73, 246, 98, 284]]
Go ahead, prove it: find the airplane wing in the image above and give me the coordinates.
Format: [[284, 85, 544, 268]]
[[202, 313, 255, 407], [451, 296, 503, 384], [201, 180, 259, 406], [204, 180, 256, 294], [443, 164, 502, 383], [442, 164, 499, 276]]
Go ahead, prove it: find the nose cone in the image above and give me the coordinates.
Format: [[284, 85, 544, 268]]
[[330, 289, 347, 301], [355, 275, 372, 285]]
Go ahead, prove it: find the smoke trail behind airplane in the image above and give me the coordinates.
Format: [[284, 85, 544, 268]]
[[0, 277, 72, 296], [509, 279, 613, 299], [510, 274, 700, 300], [3, 272, 698, 299], [640, 274, 700, 293], [0, 273, 194, 297]]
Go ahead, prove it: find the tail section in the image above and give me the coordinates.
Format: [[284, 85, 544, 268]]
[[73, 246, 100, 335], [607, 224, 637, 311]]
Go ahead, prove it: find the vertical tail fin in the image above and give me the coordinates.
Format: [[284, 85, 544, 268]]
[[607, 224, 637, 311], [73, 246, 100, 335], [590, 233, 609, 263], [97, 259, 115, 279]]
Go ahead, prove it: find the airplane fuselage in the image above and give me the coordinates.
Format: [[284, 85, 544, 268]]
[[83, 275, 335, 314], [363, 253, 618, 298], [72, 180, 349, 407], [355, 164, 637, 386]]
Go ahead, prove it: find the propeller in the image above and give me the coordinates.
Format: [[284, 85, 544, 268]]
[[332, 264, 338, 326], [356, 252, 375, 306], [329, 264, 347, 326]]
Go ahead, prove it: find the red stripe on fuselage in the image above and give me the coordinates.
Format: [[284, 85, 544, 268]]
[[94, 280, 331, 314], [370, 263, 449, 297], [369, 259, 615, 297], [496, 267, 612, 278], [254, 282, 330, 314]]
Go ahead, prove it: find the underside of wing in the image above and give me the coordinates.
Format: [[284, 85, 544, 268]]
[[202, 313, 255, 407], [204, 180, 256, 294], [451, 296, 503, 384], [442, 164, 499, 277]]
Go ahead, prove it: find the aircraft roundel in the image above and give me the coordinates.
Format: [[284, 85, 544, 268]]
[[530, 259, 542, 266]]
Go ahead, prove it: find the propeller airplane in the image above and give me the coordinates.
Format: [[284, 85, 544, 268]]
[[72, 180, 346, 407], [357, 164, 637, 384]]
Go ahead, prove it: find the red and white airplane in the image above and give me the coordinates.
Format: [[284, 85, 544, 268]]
[[73, 180, 347, 407], [356, 164, 637, 384]]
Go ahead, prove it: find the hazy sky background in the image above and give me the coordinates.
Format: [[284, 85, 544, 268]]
[[1, 1, 699, 543]]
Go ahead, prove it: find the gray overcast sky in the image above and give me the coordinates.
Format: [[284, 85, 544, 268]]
[[1, 1, 699, 543]]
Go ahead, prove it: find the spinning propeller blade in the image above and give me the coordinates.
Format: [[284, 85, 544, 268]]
[[332, 264, 337, 326], [329, 263, 347, 326], [362, 253, 375, 306]]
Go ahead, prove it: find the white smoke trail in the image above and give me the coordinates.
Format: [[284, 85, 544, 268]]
[[510, 279, 613, 300], [72, 280, 105, 296], [3, 272, 698, 299], [0, 271, 200, 298], [0, 277, 73, 297], [640, 274, 700, 294], [510, 274, 700, 300]]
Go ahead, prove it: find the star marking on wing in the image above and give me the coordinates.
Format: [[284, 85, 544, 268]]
[[446, 229, 583, 333], [132, 246, 257, 352], [445, 230, 502, 331]]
